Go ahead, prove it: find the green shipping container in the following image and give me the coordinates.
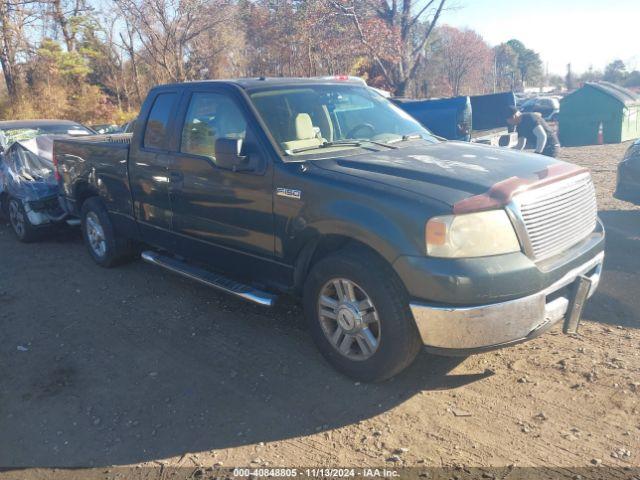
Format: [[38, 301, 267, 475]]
[[559, 82, 640, 146]]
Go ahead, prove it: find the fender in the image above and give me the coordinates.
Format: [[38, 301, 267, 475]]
[[288, 198, 424, 269], [67, 176, 100, 214]]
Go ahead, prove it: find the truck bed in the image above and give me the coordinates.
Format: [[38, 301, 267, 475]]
[[54, 134, 134, 218]]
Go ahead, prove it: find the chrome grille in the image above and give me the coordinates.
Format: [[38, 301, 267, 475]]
[[511, 173, 598, 261]]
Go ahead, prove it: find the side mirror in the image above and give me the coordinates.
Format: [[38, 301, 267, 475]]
[[215, 138, 250, 171]]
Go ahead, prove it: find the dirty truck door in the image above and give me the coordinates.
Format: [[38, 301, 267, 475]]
[[167, 89, 275, 276], [129, 91, 180, 249]]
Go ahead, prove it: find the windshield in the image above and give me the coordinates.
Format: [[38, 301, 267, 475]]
[[0, 124, 93, 149], [248, 84, 437, 158]]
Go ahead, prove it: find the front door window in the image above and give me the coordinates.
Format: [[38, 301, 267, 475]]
[[180, 93, 247, 159]]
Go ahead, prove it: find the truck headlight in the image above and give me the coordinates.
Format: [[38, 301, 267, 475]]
[[426, 210, 521, 258]]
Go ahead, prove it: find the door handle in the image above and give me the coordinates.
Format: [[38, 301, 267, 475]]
[[169, 171, 183, 183]]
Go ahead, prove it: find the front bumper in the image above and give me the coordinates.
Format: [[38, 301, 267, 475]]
[[24, 196, 67, 226], [410, 251, 604, 354]]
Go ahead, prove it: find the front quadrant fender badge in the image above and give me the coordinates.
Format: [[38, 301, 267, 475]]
[[276, 187, 302, 200]]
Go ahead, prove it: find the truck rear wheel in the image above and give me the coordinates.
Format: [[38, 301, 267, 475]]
[[303, 249, 422, 382], [80, 197, 135, 267]]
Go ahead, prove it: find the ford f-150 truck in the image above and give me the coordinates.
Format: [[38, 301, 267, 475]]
[[54, 77, 605, 382]]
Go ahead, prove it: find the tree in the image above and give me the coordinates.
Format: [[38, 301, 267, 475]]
[[47, 0, 91, 52], [604, 59, 627, 85], [82, 15, 128, 110], [624, 70, 640, 88], [547, 73, 564, 90], [436, 26, 491, 96], [118, 21, 143, 105], [327, 0, 448, 96], [0, 0, 22, 98], [0, 0, 40, 101], [114, 0, 234, 84], [580, 66, 603, 83], [493, 42, 518, 91], [21, 38, 111, 122], [505, 39, 543, 88]]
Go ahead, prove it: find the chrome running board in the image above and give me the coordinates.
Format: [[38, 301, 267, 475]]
[[141, 250, 276, 307]]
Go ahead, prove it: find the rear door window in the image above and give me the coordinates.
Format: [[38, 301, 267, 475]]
[[144, 93, 178, 149]]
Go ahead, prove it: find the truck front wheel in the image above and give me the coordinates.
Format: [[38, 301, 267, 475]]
[[80, 197, 134, 267], [303, 249, 422, 382]]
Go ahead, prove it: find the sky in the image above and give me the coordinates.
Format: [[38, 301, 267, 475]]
[[443, 0, 640, 75]]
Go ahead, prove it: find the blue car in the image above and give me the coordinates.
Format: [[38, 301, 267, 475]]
[[0, 120, 94, 241], [615, 138, 640, 205]]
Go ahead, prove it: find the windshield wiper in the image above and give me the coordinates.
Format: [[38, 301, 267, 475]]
[[287, 138, 401, 155], [287, 140, 363, 154], [358, 139, 398, 149], [386, 133, 424, 144]]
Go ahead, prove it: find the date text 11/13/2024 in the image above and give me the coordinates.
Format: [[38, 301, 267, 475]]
[[232, 468, 400, 478]]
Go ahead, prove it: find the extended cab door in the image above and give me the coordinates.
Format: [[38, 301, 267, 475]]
[[166, 87, 278, 279], [129, 90, 181, 249]]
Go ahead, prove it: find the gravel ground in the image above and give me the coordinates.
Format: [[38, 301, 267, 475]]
[[0, 141, 638, 480]]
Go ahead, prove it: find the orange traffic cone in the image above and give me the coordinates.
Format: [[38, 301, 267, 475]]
[[597, 122, 604, 145]]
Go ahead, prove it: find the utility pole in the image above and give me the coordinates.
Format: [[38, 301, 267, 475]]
[[545, 61, 549, 91], [493, 54, 497, 93]]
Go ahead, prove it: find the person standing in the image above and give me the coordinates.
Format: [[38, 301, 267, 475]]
[[506, 106, 561, 157]]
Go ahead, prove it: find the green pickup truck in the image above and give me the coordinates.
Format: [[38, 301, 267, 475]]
[[54, 77, 605, 381]]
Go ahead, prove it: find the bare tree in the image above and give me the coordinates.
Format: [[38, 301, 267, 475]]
[[327, 0, 447, 95], [0, 0, 39, 101], [114, 0, 234, 84], [188, 3, 245, 79], [437, 26, 491, 96], [48, 0, 90, 52], [84, 14, 127, 109], [119, 25, 143, 105], [0, 0, 20, 97], [493, 42, 518, 91]]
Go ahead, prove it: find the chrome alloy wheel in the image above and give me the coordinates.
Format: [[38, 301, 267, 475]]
[[8, 199, 26, 238], [317, 278, 381, 361], [85, 211, 107, 258]]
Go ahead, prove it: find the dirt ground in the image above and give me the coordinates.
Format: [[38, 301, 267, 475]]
[[0, 142, 638, 480]]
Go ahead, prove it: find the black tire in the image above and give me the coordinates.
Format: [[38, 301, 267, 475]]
[[8, 197, 40, 243], [0, 194, 8, 219], [303, 248, 422, 382], [80, 197, 135, 267]]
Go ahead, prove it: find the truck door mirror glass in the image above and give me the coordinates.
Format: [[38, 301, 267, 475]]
[[214, 138, 250, 171]]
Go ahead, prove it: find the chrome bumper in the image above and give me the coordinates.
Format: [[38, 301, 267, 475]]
[[410, 252, 604, 352]]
